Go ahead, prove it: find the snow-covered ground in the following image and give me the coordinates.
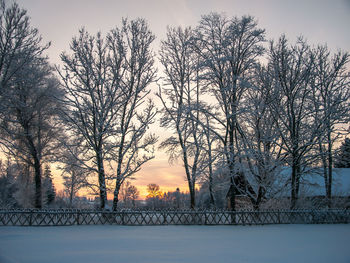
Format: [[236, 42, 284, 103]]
[[0, 225, 349, 263]]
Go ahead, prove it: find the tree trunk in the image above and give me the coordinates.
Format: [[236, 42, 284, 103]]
[[181, 139, 196, 210], [188, 182, 195, 210], [23, 121, 42, 209], [113, 129, 125, 211], [206, 132, 215, 208], [290, 163, 297, 210], [228, 124, 236, 211], [295, 165, 301, 203], [208, 175, 215, 208], [253, 187, 264, 211], [229, 178, 236, 211], [112, 181, 121, 211], [327, 135, 333, 208], [69, 184, 74, 208], [33, 155, 42, 209], [96, 153, 107, 210]]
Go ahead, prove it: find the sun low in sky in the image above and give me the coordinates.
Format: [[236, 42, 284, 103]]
[[15, 0, 350, 199]]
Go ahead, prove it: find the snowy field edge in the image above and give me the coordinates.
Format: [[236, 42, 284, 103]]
[[0, 224, 349, 263]]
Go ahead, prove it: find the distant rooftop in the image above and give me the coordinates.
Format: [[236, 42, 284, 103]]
[[278, 167, 350, 197]]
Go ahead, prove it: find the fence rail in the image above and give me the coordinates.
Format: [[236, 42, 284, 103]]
[[0, 209, 349, 226]]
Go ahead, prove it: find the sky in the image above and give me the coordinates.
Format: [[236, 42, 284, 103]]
[[14, 0, 350, 199]]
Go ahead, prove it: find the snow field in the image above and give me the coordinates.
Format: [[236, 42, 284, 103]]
[[0, 224, 349, 263]]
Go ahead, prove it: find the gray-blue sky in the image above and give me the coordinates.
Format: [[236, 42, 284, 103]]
[[14, 0, 350, 196]]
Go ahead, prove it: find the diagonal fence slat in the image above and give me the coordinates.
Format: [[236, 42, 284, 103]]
[[0, 209, 348, 226]]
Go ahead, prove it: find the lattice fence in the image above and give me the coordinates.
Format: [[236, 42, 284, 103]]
[[0, 209, 349, 226]]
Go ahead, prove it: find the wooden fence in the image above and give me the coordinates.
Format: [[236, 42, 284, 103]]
[[0, 209, 349, 226]]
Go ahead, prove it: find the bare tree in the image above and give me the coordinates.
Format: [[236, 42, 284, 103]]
[[146, 183, 162, 209], [311, 45, 350, 207], [268, 35, 320, 209], [62, 168, 87, 208], [158, 26, 204, 209], [193, 13, 265, 210], [0, 56, 61, 208], [0, 0, 49, 97], [128, 185, 139, 208], [57, 140, 89, 208], [199, 107, 221, 208], [120, 180, 131, 205], [146, 183, 162, 198], [59, 29, 123, 210], [59, 18, 157, 211], [239, 63, 284, 210], [120, 181, 139, 207], [110, 18, 157, 210], [0, 0, 55, 209]]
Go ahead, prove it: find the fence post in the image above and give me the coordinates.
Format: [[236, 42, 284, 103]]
[[163, 211, 167, 225], [76, 211, 80, 225], [277, 210, 281, 224], [29, 210, 33, 226], [230, 211, 236, 225]]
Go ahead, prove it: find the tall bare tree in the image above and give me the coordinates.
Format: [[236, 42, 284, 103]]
[[110, 18, 157, 210], [199, 107, 221, 208], [59, 18, 157, 211], [0, 57, 61, 208], [59, 29, 124, 209], [193, 13, 265, 210], [268, 36, 321, 209], [311, 45, 350, 207], [239, 63, 284, 210], [158, 26, 204, 209], [0, 0, 55, 209]]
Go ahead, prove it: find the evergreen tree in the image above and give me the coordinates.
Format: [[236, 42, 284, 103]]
[[43, 165, 56, 205], [335, 138, 350, 168]]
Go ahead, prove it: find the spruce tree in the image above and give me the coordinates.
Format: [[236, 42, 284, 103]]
[[335, 138, 350, 168], [43, 165, 56, 205]]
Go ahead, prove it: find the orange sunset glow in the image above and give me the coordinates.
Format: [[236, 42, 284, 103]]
[[53, 151, 189, 200], [51, 125, 190, 200]]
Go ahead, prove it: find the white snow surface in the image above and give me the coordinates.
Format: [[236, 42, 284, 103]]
[[0, 224, 349, 263]]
